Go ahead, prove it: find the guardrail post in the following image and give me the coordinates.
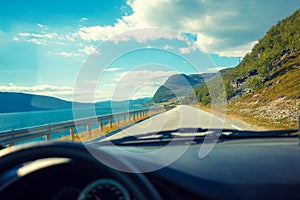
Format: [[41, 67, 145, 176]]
[[87, 124, 91, 138], [109, 118, 113, 128], [70, 128, 75, 142], [117, 117, 120, 124], [124, 115, 126, 123], [100, 121, 103, 132], [46, 133, 50, 141]]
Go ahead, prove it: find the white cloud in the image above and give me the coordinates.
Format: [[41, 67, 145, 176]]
[[58, 51, 81, 57], [77, 20, 184, 44], [77, 18, 132, 41], [73, 0, 298, 57], [214, 41, 259, 57], [48, 51, 80, 58], [48, 45, 101, 58], [36, 23, 48, 30], [27, 38, 44, 45], [206, 66, 227, 72], [16, 32, 67, 45], [19, 32, 58, 39], [36, 23, 44, 28], [13, 0, 299, 58], [79, 18, 88, 22], [179, 46, 196, 54], [78, 45, 101, 55], [163, 44, 174, 50], [104, 68, 122, 72], [114, 70, 176, 83], [123, 0, 298, 56]]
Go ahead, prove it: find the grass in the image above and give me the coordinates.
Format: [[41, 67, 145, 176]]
[[229, 64, 299, 129], [191, 104, 270, 130], [191, 103, 296, 130]]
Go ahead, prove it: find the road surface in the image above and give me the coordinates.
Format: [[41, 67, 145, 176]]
[[96, 105, 256, 142]]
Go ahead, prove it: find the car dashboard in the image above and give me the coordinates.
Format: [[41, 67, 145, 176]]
[[0, 137, 300, 200]]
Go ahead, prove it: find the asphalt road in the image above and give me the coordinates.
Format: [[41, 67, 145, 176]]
[[98, 105, 254, 141]]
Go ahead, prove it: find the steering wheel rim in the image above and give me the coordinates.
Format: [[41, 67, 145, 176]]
[[0, 142, 161, 200]]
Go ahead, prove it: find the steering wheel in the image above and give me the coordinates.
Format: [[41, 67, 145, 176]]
[[0, 142, 161, 200]]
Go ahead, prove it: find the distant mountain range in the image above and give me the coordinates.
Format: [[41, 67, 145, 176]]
[[0, 92, 151, 113], [151, 73, 215, 103]]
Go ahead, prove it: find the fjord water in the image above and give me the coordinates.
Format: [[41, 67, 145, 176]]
[[0, 104, 144, 132]]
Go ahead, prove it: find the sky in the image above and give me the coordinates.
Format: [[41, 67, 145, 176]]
[[0, 0, 299, 102]]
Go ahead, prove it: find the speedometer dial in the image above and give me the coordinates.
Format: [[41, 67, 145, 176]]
[[78, 179, 130, 200]]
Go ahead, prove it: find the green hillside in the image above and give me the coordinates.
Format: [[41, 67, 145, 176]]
[[194, 9, 300, 129], [224, 9, 300, 99]]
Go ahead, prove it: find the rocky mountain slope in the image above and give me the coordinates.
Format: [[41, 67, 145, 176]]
[[151, 73, 215, 103]]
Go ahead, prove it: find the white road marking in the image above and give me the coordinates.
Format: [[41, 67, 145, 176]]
[[231, 124, 243, 130]]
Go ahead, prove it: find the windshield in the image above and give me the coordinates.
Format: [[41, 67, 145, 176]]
[[0, 1, 299, 148]]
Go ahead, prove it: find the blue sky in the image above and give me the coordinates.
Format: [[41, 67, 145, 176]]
[[0, 0, 299, 102]]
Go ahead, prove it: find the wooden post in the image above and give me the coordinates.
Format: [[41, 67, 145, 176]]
[[100, 121, 103, 132], [133, 113, 135, 121], [109, 118, 113, 128], [8, 143, 13, 147], [70, 128, 75, 142], [87, 124, 91, 138], [46, 133, 50, 141]]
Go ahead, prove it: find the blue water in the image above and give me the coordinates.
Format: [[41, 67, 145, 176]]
[[0, 104, 144, 133]]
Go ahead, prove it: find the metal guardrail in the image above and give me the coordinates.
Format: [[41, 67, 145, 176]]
[[0, 106, 175, 147]]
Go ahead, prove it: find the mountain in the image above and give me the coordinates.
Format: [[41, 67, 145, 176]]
[[0, 92, 92, 113], [151, 73, 215, 103], [0, 92, 151, 113], [95, 97, 151, 108], [193, 9, 300, 128]]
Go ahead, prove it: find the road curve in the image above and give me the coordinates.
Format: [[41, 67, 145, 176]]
[[96, 105, 255, 142]]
